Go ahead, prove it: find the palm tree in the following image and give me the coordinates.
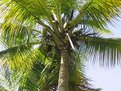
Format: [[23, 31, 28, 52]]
[[0, 0, 121, 91]]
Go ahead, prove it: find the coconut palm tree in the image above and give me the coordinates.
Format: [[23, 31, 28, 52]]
[[0, 0, 121, 91]]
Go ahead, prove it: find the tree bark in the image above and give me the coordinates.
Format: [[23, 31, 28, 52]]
[[57, 49, 69, 91]]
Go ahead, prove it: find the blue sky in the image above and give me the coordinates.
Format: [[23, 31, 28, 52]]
[[86, 64, 121, 91], [86, 18, 121, 91]]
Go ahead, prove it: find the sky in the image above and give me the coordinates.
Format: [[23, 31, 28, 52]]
[[86, 18, 121, 91]]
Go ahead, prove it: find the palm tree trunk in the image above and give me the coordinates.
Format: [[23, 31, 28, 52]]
[[57, 49, 69, 91]]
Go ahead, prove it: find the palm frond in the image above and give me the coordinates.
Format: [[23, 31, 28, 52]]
[[0, 62, 22, 91], [84, 37, 121, 66], [70, 0, 121, 29], [0, 22, 44, 47], [0, 43, 47, 71], [0, 0, 61, 46]]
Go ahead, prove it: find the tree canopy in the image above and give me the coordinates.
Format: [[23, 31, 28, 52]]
[[0, 0, 121, 91]]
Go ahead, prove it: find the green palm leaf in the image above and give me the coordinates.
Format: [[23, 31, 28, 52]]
[[70, 0, 121, 29], [83, 37, 121, 66]]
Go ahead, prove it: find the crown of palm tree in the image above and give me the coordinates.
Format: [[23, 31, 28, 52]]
[[0, 0, 121, 91]]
